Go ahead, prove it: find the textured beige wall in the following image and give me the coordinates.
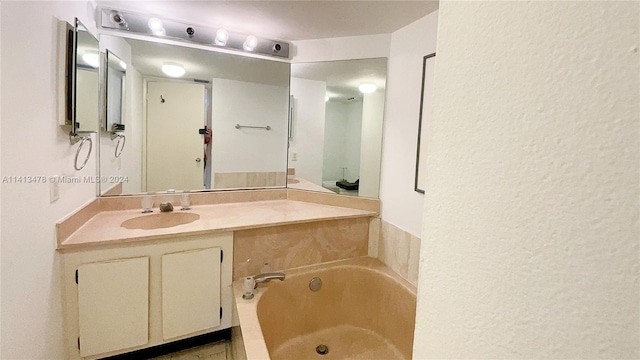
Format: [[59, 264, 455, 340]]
[[415, 1, 639, 358]]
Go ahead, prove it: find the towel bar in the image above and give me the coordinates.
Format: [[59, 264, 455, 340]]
[[235, 124, 271, 131]]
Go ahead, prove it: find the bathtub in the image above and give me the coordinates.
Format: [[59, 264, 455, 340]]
[[233, 257, 417, 359]]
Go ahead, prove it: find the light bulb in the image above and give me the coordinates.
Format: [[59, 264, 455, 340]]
[[82, 53, 99, 68], [147, 18, 165, 36], [358, 83, 377, 94], [215, 29, 229, 46], [161, 64, 185, 78], [243, 35, 258, 51]]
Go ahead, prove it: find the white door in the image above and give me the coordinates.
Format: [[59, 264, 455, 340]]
[[77, 257, 149, 357], [147, 82, 205, 192], [161, 247, 221, 340]]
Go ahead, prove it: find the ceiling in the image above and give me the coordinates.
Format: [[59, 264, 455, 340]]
[[99, 1, 437, 99], [292, 58, 387, 100], [97, 1, 439, 41], [124, 37, 290, 86]]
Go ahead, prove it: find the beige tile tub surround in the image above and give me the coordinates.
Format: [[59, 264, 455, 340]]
[[233, 257, 417, 360], [233, 218, 369, 280], [57, 189, 380, 248], [378, 220, 421, 286]]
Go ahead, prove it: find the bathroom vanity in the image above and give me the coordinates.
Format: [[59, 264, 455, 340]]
[[57, 189, 378, 359], [60, 233, 233, 359]]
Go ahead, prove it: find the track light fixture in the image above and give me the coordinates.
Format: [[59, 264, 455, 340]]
[[99, 8, 290, 59]]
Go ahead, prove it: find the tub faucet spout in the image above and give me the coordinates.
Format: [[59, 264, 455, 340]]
[[253, 272, 285, 286]]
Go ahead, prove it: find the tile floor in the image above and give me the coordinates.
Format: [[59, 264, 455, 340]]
[[152, 340, 231, 360]]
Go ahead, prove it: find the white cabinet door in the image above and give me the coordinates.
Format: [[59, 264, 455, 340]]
[[162, 247, 221, 340], [77, 257, 149, 357]]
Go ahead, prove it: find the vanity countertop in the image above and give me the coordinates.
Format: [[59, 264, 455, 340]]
[[58, 199, 376, 251]]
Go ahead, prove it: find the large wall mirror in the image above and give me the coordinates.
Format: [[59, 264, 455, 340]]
[[98, 35, 290, 196], [288, 58, 387, 199]]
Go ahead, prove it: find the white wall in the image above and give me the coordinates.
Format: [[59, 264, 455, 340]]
[[289, 77, 326, 184], [1, 2, 98, 358], [414, 1, 639, 358], [122, 67, 143, 193], [379, 10, 438, 237], [210, 78, 289, 174], [323, 101, 347, 181], [292, 34, 390, 63], [0, 3, 4, 356], [359, 90, 384, 198], [344, 101, 363, 182], [323, 100, 363, 182]]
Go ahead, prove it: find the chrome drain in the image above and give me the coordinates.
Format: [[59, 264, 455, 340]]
[[316, 344, 329, 355], [309, 277, 322, 291]]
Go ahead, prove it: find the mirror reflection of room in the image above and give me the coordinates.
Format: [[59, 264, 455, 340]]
[[74, 19, 100, 133], [98, 35, 290, 195], [289, 58, 387, 198]]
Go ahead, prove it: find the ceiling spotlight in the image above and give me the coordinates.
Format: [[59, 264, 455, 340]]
[[325, 95, 329, 102], [161, 64, 185, 78], [243, 35, 258, 51], [148, 18, 165, 36], [186, 27, 195, 38], [215, 29, 229, 46], [82, 53, 99, 68], [358, 83, 377, 94], [119, 60, 127, 70]]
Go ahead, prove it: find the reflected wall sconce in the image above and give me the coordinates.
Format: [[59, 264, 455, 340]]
[[99, 8, 290, 59]]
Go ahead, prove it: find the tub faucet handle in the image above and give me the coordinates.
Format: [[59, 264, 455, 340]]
[[253, 272, 285, 287]]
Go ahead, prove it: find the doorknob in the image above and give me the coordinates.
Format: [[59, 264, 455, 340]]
[[195, 157, 201, 163]]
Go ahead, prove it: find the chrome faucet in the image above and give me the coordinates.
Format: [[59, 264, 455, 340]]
[[159, 202, 174, 212], [253, 272, 285, 287]]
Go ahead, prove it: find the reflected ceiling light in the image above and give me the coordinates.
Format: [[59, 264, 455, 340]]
[[215, 29, 229, 46], [325, 95, 329, 102], [82, 53, 99, 68], [243, 35, 258, 51], [358, 83, 377, 94], [148, 17, 165, 36], [119, 60, 127, 70], [161, 63, 185, 77]]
